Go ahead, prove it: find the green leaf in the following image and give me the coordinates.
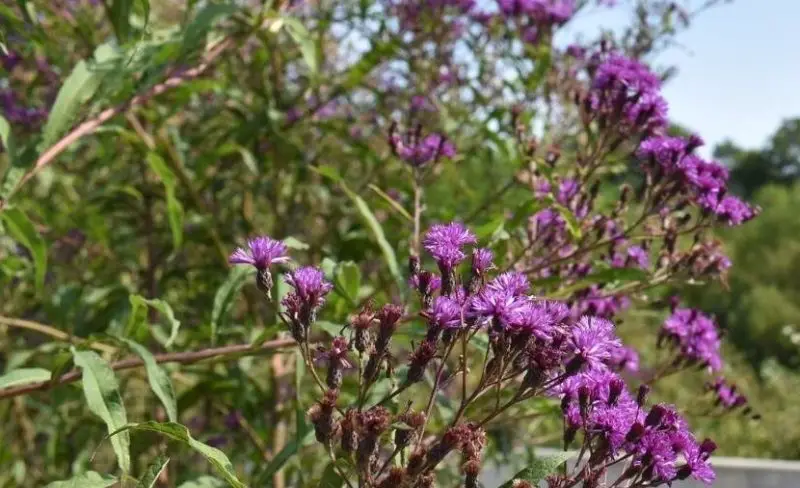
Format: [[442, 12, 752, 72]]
[[115, 336, 178, 422], [0, 367, 51, 389], [0, 114, 26, 199], [109, 422, 245, 488], [314, 166, 404, 295], [41, 47, 109, 148], [0, 114, 16, 160], [315, 321, 346, 338], [181, 3, 238, 53], [311, 164, 343, 183], [146, 152, 184, 251], [552, 202, 582, 240], [1, 207, 47, 293], [335, 261, 361, 303], [107, 0, 134, 42], [210, 266, 254, 345], [71, 348, 130, 473], [317, 462, 344, 488], [498, 452, 572, 488], [282, 17, 318, 75], [256, 425, 314, 484], [177, 477, 226, 488], [283, 236, 310, 250], [128, 294, 182, 348], [342, 40, 398, 90], [45, 471, 117, 488], [137, 455, 170, 488], [368, 184, 412, 222]]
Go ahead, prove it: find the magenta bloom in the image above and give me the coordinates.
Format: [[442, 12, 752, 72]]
[[486, 272, 529, 296], [608, 344, 640, 372], [567, 316, 622, 371], [428, 296, 463, 329], [229, 236, 289, 270], [471, 248, 495, 274], [661, 308, 722, 371], [284, 266, 333, 307], [423, 222, 477, 269]]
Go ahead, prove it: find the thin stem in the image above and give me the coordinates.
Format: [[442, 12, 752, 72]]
[[419, 339, 458, 440], [0, 315, 116, 355], [327, 443, 356, 488], [376, 446, 401, 479], [460, 332, 468, 407], [0, 338, 299, 400]]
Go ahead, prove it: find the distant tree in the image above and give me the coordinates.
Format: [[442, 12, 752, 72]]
[[715, 118, 800, 197], [684, 184, 800, 370]]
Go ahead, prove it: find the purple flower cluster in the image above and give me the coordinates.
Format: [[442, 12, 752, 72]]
[[423, 222, 477, 271], [497, 0, 575, 25], [707, 377, 748, 411], [390, 131, 457, 167], [587, 53, 668, 136], [660, 308, 723, 371], [1, 50, 49, 129], [393, 0, 475, 33], [554, 371, 717, 485], [638, 135, 757, 226]]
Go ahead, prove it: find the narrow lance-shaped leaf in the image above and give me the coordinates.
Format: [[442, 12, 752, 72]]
[[128, 294, 182, 348], [108, 422, 245, 488], [70, 348, 130, 473], [0, 368, 51, 389], [146, 152, 184, 251], [498, 452, 573, 488], [136, 455, 170, 488], [115, 336, 178, 422], [1, 207, 47, 293], [210, 266, 254, 345], [45, 471, 117, 488]]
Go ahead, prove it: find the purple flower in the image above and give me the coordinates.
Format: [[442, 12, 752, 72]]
[[509, 299, 556, 340], [661, 308, 722, 371], [589, 54, 668, 134], [316, 336, 353, 369], [608, 344, 640, 372], [556, 178, 580, 205], [486, 272, 529, 296], [391, 128, 456, 167], [705, 195, 756, 226], [428, 296, 463, 329], [567, 316, 621, 372], [284, 266, 333, 307], [626, 245, 649, 269], [469, 288, 530, 326], [229, 237, 290, 270], [471, 248, 494, 275], [423, 222, 477, 269], [707, 377, 747, 410]]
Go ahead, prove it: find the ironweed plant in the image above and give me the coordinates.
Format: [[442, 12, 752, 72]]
[[0, 0, 761, 486]]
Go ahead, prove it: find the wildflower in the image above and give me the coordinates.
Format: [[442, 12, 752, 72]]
[[281, 267, 333, 341], [391, 131, 456, 167], [566, 316, 622, 372], [660, 308, 722, 371], [707, 377, 748, 410], [427, 296, 463, 330], [608, 344, 640, 372], [471, 248, 494, 275], [229, 236, 289, 269], [316, 336, 352, 389], [229, 236, 290, 294]]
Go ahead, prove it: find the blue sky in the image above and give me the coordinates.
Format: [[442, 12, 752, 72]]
[[564, 1, 800, 154]]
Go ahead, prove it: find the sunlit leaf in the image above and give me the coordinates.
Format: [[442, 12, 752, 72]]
[[1, 207, 47, 293], [108, 422, 245, 488], [71, 348, 130, 473], [0, 367, 51, 389], [115, 336, 178, 422]]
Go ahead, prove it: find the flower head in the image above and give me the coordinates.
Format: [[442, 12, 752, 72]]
[[567, 316, 622, 372], [423, 222, 477, 269], [229, 236, 289, 270], [471, 248, 494, 275], [427, 296, 463, 330], [661, 308, 722, 371], [284, 266, 333, 308]]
